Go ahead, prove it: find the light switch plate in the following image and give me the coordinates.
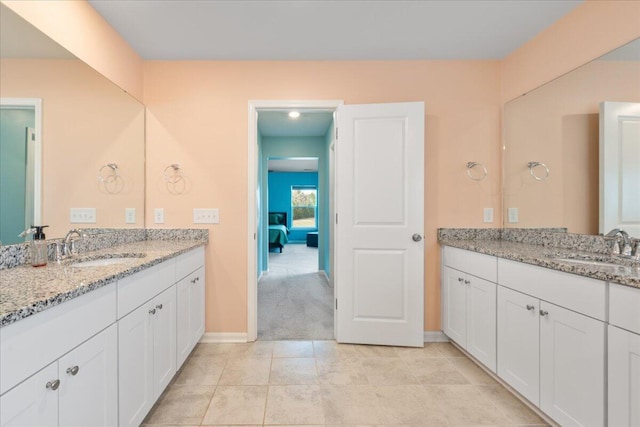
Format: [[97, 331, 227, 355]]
[[154, 208, 165, 224], [125, 208, 136, 224], [483, 208, 494, 223], [508, 207, 519, 223], [193, 208, 219, 224], [70, 208, 96, 224]]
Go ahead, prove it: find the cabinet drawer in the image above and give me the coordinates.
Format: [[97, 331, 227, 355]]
[[117, 260, 176, 319], [497, 258, 606, 321], [175, 246, 205, 282], [0, 283, 116, 395], [610, 283, 640, 334], [443, 246, 497, 282]]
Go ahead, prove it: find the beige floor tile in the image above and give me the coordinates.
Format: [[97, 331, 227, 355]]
[[193, 343, 251, 358], [270, 357, 318, 384], [320, 384, 394, 424], [264, 385, 325, 425], [422, 384, 511, 425], [394, 343, 443, 361], [374, 385, 450, 425], [477, 384, 548, 425], [242, 340, 275, 358], [353, 344, 399, 358], [316, 358, 369, 385], [313, 340, 360, 358], [144, 384, 215, 425], [218, 358, 272, 385], [449, 357, 498, 385], [273, 340, 314, 358], [174, 355, 227, 385], [433, 342, 466, 358], [407, 357, 470, 385], [201, 385, 267, 425], [360, 358, 419, 385]]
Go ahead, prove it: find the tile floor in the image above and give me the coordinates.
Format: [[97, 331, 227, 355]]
[[142, 340, 549, 426]]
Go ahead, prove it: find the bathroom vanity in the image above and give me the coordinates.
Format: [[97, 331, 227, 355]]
[[0, 238, 206, 427], [441, 234, 640, 427]]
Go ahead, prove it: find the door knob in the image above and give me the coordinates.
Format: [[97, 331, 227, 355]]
[[412, 233, 423, 242]]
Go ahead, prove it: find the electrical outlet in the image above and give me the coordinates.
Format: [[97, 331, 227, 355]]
[[154, 208, 165, 224], [193, 208, 219, 224], [483, 208, 494, 223], [70, 208, 96, 223], [125, 208, 136, 224], [508, 207, 519, 223]]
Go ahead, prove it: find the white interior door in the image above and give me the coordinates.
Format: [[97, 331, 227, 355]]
[[336, 102, 424, 347], [600, 101, 640, 237]]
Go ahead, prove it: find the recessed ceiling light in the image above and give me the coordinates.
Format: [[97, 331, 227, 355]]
[[288, 111, 300, 119]]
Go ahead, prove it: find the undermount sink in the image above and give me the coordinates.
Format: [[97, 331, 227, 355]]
[[69, 254, 145, 268]]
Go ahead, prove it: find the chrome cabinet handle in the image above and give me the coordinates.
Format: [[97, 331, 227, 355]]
[[526, 304, 535, 311], [156, 304, 163, 310], [457, 277, 464, 282], [191, 278, 197, 284], [46, 379, 60, 390], [66, 366, 79, 376], [539, 310, 549, 317], [149, 308, 156, 315], [464, 280, 470, 285], [412, 233, 422, 242]]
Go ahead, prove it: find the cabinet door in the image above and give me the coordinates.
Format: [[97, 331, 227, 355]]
[[189, 267, 205, 348], [58, 324, 117, 427], [118, 302, 154, 427], [176, 275, 191, 368], [153, 286, 176, 399], [0, 362, 58, 427], [609, 325, 640, 427], [497, 286, 540, 405], [442, 266, 466, 345], [466, 276, 496, 372], [539, 301, 605, 426]]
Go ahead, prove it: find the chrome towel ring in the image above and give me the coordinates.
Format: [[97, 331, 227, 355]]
[[466, 162, 487, 181], [527, 161, 550, 181], [164, 164, 186, 194]]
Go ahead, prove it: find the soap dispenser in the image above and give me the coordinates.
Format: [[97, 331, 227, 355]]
[[30, 225, 49, 267]]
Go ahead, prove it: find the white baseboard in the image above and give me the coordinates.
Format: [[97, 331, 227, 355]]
[[424, 331, 449, 342], [199, 332, 248, 343], [319, 270, 330, 282]]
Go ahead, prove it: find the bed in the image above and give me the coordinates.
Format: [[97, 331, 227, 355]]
[[268, 212, 289, 253]]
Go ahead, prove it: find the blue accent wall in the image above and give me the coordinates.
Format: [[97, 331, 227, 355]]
[[268, 172, 318, 242]]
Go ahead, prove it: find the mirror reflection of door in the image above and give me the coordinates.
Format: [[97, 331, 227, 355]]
[[0, 106, 35, 245]]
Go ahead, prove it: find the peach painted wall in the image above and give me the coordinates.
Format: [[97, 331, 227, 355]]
[[502, 0, 640, 102], [1, 0, 143, 101], [143, 61, 502, 333], [504, 60, 640, 233], [0, 59, 145, 239]]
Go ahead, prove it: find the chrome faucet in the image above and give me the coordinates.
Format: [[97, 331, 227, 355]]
[[605, 228, 632, 256], [61, 229, 88, 258]]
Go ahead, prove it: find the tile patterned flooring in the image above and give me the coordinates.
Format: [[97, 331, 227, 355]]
[[142, 340, 549, 426]]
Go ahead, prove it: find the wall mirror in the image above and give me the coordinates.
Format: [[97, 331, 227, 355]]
[[503, 37, 640, 237], [0, 4, 145, 245]]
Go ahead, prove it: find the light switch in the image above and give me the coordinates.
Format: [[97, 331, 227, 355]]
[[483, 208, 494, 223], [193, 208, 219, 224], [154, 208, 165, 224], [508, 207, 519, 223], [125, 208, 136, 224], [70, 208, 96, 223]]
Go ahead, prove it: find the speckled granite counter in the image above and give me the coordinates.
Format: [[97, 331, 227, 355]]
[[440, 238, 640, 289], [0, 239, 206, 327]]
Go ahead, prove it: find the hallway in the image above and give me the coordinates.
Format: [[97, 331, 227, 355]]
[[258, 244, 333, 340]]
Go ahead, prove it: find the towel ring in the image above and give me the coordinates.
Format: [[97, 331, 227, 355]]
[[466, 162, 487, 181], [164, 164, 186, 195], [528, 162, 550, 181], [98, 163, 119, 183]]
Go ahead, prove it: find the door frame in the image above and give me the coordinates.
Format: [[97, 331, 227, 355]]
[[247, 99, 343, 342]]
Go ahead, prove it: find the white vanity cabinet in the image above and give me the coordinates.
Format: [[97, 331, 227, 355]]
[[442, 247, 497, 372], [117, 264, 177, 427], [497, 258, 606, 427], [608, 283, 640, 427], [0, 284, 117, 427], [176, 246, 206, 368]]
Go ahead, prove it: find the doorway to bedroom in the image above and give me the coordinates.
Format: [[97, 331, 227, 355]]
[[256, 109, 334, 340]]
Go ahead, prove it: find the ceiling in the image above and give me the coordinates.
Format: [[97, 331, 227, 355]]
[[87, 0, 582, 60], [258, 110, 333, 137], [268, 158, 319, 172]]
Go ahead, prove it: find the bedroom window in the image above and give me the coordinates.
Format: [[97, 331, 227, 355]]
[[291, 186, 317, 228]]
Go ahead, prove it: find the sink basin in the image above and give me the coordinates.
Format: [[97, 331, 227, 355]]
[[69, 254, 145, 268], [553, 258, 628, 268]]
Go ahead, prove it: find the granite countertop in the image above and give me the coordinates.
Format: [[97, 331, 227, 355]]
[[0, 239, 206, 327], [440, 239, 640, 289]]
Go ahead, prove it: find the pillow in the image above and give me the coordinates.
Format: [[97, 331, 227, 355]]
[[269, 213, 285, 225]]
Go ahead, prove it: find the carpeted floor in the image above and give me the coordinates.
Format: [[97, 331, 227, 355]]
[[258, 243, 334, 340]]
